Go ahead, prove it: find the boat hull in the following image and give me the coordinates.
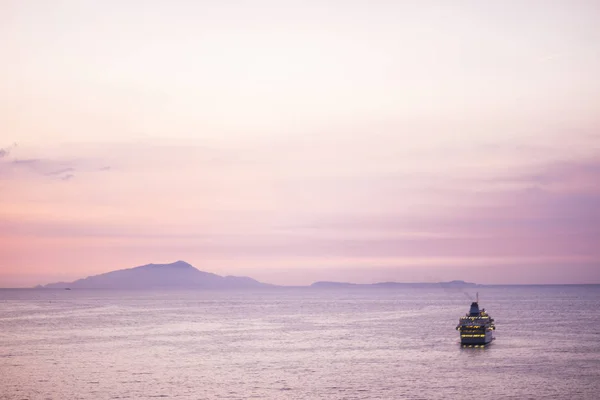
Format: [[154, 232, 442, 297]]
[[460, 330, 494, 345]]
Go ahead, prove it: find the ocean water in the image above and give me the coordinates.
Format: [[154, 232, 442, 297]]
[[1, 286, 599, 399]]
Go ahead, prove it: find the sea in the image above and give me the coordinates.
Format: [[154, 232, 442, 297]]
[[1, 285, 599, 399]]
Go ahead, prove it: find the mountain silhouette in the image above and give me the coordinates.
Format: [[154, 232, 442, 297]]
[[42, 261, 272, 289], [39, 261, 478, 290]]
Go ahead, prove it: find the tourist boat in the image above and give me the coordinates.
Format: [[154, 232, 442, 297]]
[[456, 293, 495, 346]]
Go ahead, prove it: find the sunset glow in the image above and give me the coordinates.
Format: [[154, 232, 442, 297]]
[[1, 1, 599, 286]]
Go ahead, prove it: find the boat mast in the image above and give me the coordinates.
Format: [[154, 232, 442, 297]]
[[476, 292, 479, 303]]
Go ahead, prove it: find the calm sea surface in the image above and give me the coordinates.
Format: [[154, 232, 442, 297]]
[[1, 286, 599, 399]]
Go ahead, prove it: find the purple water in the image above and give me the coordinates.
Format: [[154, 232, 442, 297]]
[[1, 286, 599, 399]]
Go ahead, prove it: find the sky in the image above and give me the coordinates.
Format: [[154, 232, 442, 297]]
[[1, 0, 599, 287]]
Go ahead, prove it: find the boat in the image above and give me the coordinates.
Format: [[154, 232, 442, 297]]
[[456, 293, 495, 346]]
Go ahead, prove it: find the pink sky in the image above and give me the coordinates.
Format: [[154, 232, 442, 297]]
[[1, 1, 599, 286]]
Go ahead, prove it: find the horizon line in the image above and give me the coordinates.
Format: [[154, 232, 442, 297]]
[[2, 282, 599, 290]]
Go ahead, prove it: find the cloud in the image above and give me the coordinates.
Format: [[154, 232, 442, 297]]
[[12, 158, 40, 164], [45, 167, 76, 176], [0, 143, 17, 159], [488, 156, 600, 192], [277, 156, 600, 261], [0, 145, 110, 182], [8, 158, 74, 180]]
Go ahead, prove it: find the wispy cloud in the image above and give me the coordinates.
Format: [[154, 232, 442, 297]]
[[0, 145, 110, 182], [0, 143, 17, 159], [45, 167, 76, 176], [9, 158, 75, 180], [277, 156, 600, 262], [488, 156, 600, 192]]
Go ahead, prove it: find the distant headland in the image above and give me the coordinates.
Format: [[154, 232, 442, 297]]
[[38, 261, 271, 290]]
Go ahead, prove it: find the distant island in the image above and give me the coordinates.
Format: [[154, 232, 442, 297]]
[[38, 261, 479, 290], [39, 261, 272, 290], [310, 280, 477, 289]]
